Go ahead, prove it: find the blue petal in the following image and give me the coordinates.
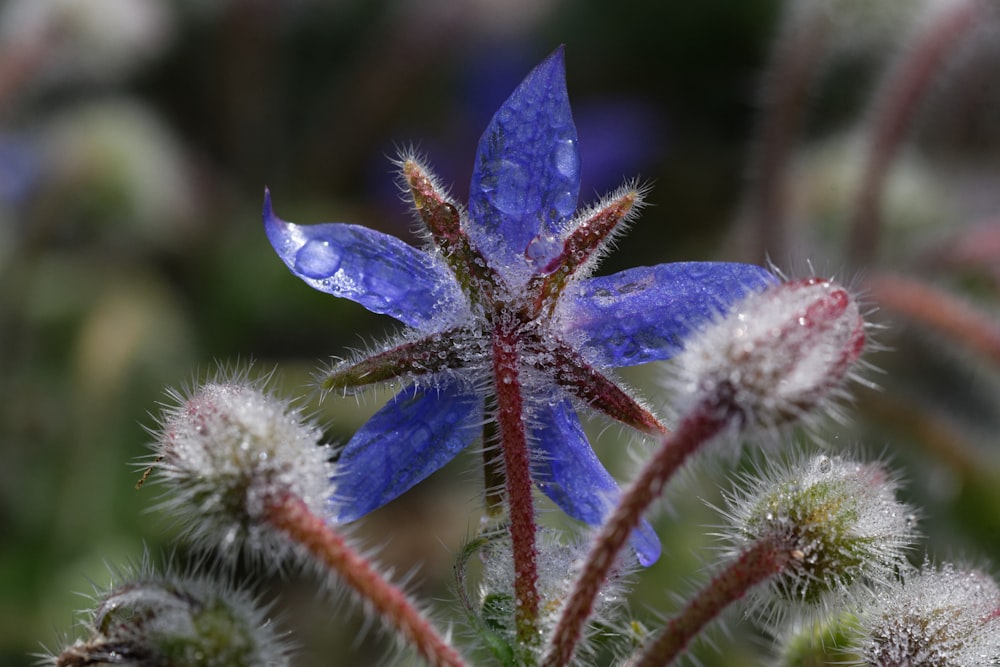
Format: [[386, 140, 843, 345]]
[[561, 262, 777, 367], [264, 191, 465, 330], [467, 47, 580, 280], [331, 380, 484, 522], [530, 397, 661, 566]]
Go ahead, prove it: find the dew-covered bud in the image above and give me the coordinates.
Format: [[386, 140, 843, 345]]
[[467, 528, 632, 663], [147, 374, 333, 559], [49, 564, 290, 667], [673, 277, 865, 433], [722, 454, 916, 620], [774, 611, 863, 666], [859, 561, 1000, 666]]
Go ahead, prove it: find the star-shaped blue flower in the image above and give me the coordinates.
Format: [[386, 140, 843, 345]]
[[264, 47, 774, 567]]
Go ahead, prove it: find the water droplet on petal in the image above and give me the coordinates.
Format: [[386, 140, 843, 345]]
[[525, 232, 562, 270], [485, 159, 529, 216], [553, 190, 576, 219], [363, 270, 406, 303], [295, 239, 342, 278], [552, 138, 579, 181]]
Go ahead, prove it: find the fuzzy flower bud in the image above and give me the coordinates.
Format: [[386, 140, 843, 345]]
[[673, 277, 866, 433], [859, 561, 1000, 666], [775, 612, 863, 666], [49, 565, 290, 667], [147, 374, 333, 558], [470, 529, 632, 662], [722, 453, 916, 618]]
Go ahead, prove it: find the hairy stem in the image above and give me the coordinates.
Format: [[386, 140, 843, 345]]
[[265, 493, 467, 667], [745, 5, 830, 264], [492, 322, 541, 644], [867, 273, 1000, 365], [481, 403, 507, 520], [847, 0, 983, 264], [543, 408, 727, 667], [632, 538, 790, 667]]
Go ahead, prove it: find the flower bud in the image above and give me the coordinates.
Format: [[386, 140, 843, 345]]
[[148, 374, 333, 559], [859, 561, 1000, 666], [722, 454, 916, 619], [674, 277, 865, 433], [467, 528, 632, 662], [49, 565, 290, 667], [774, 612, 863, 666]]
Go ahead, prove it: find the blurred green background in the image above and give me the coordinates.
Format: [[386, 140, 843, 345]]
[[3, 1, 1000, 665]]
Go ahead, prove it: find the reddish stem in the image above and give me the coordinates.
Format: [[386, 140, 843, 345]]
[[0, 25, 55, 115], [265, 494, 467, 667], [491, 322, 541, 643], [745, 6, 830, 264], [542, 408, 727, 667], [848, 0, 983, 263], [632, 538, 791, 667], [867, 273, 1000, 366]]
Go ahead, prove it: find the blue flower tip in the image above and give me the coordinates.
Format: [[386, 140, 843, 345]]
[[635, 521, 662, 567], [262, 189, 285, 235], [542, 44, 566, 71]]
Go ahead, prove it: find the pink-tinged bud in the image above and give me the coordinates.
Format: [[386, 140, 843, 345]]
[[674, 278, 865, 431]]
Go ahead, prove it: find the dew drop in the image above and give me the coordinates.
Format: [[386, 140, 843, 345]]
[[525, 232, 562, 269], [485, 160, 529, 216], [295, 239, 342, 278], [552, 137, 579, 181], [552, 190, 577, 219], [363, 270, 406, 302]]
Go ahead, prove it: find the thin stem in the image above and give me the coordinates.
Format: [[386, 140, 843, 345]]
[[264, 493, 467, 667], [855, 386, 981, 482], [542, 408, 727, 667], [632, 538, 790, 667], [0, 22, 55, 116], [867, 273, 1000, 366], [847, 0, 983, 264], [481, 400, 507, 520], [745, 5, 830, 264], [492, 322, 541, 644]]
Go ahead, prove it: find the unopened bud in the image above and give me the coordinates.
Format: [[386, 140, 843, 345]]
[[723, 454, 915, 618], [469, 528, 632, 663], [148, 374, 333, 558], [775, 612, 863, 666], [674, 277, 865, 432], [49, 565, 290, 667], [859, 562, 1000, 666]]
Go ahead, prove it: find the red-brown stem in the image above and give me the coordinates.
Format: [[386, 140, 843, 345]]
[[746, 5, 830, 264], [856, 386, 981, 481], [632, 538, 791, 667], [847, 0, 983, 264], [265, 494, 467, 667], [0, 25, 55, 115], [542, 408, 727, 667], [492, 322, 541, 644], [867, 273, 1000, 365]]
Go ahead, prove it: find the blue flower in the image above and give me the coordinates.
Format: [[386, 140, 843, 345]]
[[264, 47, 774, 567]]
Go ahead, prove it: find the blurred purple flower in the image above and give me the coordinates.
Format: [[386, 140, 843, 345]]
[[0, 134, 42, 205], [264, 47, 774, 566]]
